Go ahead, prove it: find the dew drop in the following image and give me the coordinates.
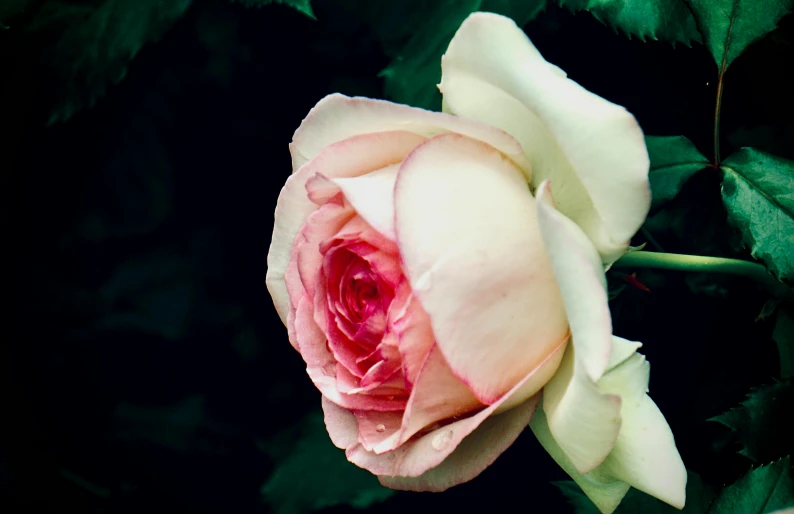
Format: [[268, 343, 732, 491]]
[[375, 424, 386, 433], [431, 430, 453, 451]]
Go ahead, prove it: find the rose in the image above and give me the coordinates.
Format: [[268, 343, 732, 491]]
[[266, 12, 685, 513]]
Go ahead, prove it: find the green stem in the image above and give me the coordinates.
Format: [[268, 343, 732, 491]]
[[613, 251, 793, 299], [713, 65, 726, 165], [713, 12, 733, 166]]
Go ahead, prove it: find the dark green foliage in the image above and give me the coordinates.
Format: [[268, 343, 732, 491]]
[[721, 149, 794, 283], [646, 135, 711, 209], [556, 472, 715, 513], [558, 461, 794, 513], [376, 0, 706, 109], [688, 0, 794, 70], [379, 0, 482, 110], [261, 413, 394, 513], [708, 457, 794, 513], [557, 0, 701, 45], [710, 381, 794, 463], [28, 0, 193, 123], [375, 0, 546, 110]]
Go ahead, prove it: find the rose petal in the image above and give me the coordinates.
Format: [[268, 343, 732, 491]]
[[607, 336, 643, 370], [536, 180, 621, 473], [530, 407, 630, 514], [531, 342, 687, 513], [390, 285, 435, 387], [354, 410, 404, 452], [267, 130, 425, 325], [370, 344, 484, 454], [347, 394, 539, 486], [540, 343, 622, 475], [596, 353, 687, 509], [290, 94, 531, 175], [536, 181, 612, 383], [378, 394, 539, 492], [328, 215, 400, 259], [332, 164, 400, 241], [322, 395, 360, 449], [440, 12, 650, 262], [295, 197, 355, 299], [299, 293, 405, 412], [394, 134, 569, 404], [345, 335, 566, 485], [268, 172, 318, 325]]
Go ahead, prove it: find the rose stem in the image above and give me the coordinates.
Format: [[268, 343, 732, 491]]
[[713, 64, 726, 166], [612, 251, 794, 299]]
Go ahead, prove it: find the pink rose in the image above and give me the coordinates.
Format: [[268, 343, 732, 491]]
[[266, 12, 685, 513]]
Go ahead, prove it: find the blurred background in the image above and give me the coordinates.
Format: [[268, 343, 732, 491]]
[[2, 1, 793, 512]]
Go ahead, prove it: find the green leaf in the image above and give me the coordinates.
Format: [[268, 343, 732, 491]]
[[558, 0, 701, 45], [378, 0, 547, 110], [721, 148, 794, 283], [555, 471, 714, 513], [30, 0, 192, 124], [261, 412, 394, 513], [708, 457, 794, 513], [710, 381, 794, 463], [687, 0, 794, 70], [230, 0, 314, 18], [646, 136, 711, 209], [774, 307, 794, 378]]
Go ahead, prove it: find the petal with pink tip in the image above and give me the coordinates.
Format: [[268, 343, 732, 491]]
[[294, 197, 354, 299], [268, 171, 318, 325], [267, 130, 424, 325], [441, 12, 650, 262], [354, 410, 404, 453], [390, 287, 435, 387], [322, 395, 359, 450], [394, 134, 568, 404], [370, 345, 483, 455], [345, 335, 565, 485], [289, 94, 530, 175], [378, 394, 538, 492], [298, 291, 405, 413]]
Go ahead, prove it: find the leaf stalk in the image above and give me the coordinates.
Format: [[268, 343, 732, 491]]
[[613, 251, 793, 299]]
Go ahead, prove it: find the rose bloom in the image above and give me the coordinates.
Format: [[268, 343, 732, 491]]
[[266, 12, 685, 514]]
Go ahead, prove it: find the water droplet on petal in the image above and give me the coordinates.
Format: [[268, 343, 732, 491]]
[[431, 430, 453, 451], [375, 424, 386, 433]]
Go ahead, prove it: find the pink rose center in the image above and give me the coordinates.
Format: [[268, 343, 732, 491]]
[[319, 230, 406, 394]]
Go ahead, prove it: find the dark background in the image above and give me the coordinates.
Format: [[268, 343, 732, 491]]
[[2, 1, 793, 512]]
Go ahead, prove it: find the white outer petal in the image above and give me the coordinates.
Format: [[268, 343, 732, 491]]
[[531, 337, 686, 512], [441, 12, 650, 262]]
